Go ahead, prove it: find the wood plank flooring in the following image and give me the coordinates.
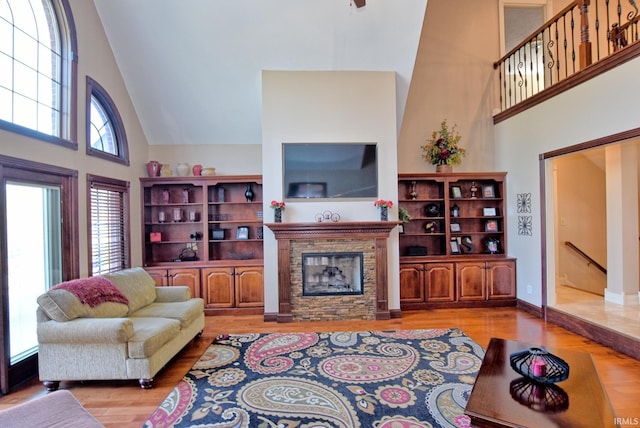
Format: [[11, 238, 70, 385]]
[[1, 308, 640, 427]]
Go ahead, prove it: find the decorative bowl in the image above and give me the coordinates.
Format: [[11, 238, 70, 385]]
[[201, 167, 216, 176], [509, 347, 570, 384]]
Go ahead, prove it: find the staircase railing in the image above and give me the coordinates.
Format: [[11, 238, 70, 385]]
[[494, 0, 640, 115], [565, 241, 607, 274]]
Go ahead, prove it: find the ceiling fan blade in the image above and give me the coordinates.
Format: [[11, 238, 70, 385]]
[[353, 0, 366, 8]]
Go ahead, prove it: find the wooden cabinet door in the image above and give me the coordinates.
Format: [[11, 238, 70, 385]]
[[487, 260, 516, 299], [167, 268, 201, 298], [399, 264, 424, 303], [235, 266, 264, 307], [425, 263, 455, 302], [145, 268, 169, 286], [202, 268, 235, 308], [457, 262, 486, 301]]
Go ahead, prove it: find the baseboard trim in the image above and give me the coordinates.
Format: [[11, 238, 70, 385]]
[[263, 312, 278, 322], [516, 299, 543, 318], [390, 309, 403, 319]]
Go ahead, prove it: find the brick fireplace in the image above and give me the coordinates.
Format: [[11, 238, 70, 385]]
[[266, 221, 397, 322]]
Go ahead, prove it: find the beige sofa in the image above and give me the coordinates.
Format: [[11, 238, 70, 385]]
[[36, 267, 204, 390]]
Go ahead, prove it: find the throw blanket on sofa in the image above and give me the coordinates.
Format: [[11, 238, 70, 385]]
[[52, 277, 129, 307]]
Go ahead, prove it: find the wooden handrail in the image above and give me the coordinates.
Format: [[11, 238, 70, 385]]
[[493, 0, 640, 114], [565, 241, 607, 274], [494, 1, 579, 68]]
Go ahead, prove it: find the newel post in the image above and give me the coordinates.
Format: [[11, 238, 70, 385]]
[[579, 0, 592, 69]]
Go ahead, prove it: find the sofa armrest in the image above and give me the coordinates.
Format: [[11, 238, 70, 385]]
[[154, 286, 191, 302], [37, 318, 134, 344]]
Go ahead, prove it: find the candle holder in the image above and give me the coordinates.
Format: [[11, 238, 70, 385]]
[[509, 347, 570, 384]]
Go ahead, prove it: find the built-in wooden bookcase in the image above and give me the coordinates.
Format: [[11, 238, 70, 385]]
[[140, 175, 264, 314], [398, 172, 516, 309]]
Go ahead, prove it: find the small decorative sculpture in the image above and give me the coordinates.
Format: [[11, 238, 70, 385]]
[[409, 181, 418, 200], [244, 184, 254, 202], [470, 181, 478, 198]]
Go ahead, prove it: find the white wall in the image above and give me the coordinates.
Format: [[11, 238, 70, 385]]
[[148, 144, 262, 176], [495, 57, 640, 307], [261, 70, 400, 315]]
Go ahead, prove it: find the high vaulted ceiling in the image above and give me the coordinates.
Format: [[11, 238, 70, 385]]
[[92, 0, 427, 145]]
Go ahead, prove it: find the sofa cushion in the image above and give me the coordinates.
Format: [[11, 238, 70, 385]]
[[37, 277, 129, 322], [101, 267, 157, 315], [127, 317, 181, 359], [130, 298, 204, 329]]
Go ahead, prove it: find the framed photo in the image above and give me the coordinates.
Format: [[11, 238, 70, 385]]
[[237, 226, 249, 240], [450, 239, 461, 254], [451, 186, 463, 199], [483, 207, 497, 216], [485, 219, 499, 232], [485, 237, 501, 254], [450, 223, 461, 232], [482, 184, 496, 198]]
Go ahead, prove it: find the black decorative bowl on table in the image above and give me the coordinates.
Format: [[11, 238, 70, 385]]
[[509, 347, 570, 384]]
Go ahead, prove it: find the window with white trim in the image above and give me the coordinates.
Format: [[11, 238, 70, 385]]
[[87, 76, 129, 165], [88, 175, 130, 275]]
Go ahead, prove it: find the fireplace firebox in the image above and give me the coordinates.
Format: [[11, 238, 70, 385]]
[[302, 252, 363, 296]]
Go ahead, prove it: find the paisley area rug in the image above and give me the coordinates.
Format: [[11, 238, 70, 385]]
[[144, 328, 485, 428]]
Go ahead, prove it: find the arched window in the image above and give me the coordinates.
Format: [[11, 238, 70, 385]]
[[86, 76, 130, 165], [0, 0, 77, 147]]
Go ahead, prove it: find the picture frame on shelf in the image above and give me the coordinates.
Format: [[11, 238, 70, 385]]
[[211, 229, 225, 240], [451, 186, 463, 199], [483, 207, 497, 216], [485, 237, 501, 254], [237, 226, 249, 240], [450, 239, 461, 254], [450, 223, 461, 232], [485, 219, 499, 232], [482, 184, 496, 198]]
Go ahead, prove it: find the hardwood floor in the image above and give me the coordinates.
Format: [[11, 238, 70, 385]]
[[1, 308, 640, 427]]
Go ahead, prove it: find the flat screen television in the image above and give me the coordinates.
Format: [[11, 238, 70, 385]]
[[283, 143, 378, 199]]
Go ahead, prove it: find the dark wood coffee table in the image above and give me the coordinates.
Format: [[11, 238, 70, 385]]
[[465, 338, 618, 427]]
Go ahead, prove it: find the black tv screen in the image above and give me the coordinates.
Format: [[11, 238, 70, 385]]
[[283, 143, 378, 199]]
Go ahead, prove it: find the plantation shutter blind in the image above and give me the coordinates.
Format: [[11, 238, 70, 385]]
[[89, 176, 130, 275]]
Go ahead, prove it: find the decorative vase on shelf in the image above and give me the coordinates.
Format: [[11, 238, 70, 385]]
[[146, 161, 162, 177], [274, 208, 283, 223], [192, 164, 202, 176], [176, 163, 190, 176], [244, 184, 254, 202], [380, 206, 388, 221], [160, 164, 172, 176], [436, 164, 453, 173]]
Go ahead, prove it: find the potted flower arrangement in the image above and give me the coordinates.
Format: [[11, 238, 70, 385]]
[[421, 120, 466, 173], [374, 199, 393, 221], [270, 200, 285, 223]]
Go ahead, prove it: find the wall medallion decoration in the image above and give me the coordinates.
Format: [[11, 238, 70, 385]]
[[517, 193, 532, 213], [518, 216, 533, 236]]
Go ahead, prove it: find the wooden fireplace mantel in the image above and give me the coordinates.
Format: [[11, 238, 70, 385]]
[[266, 221, 399, 322]]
